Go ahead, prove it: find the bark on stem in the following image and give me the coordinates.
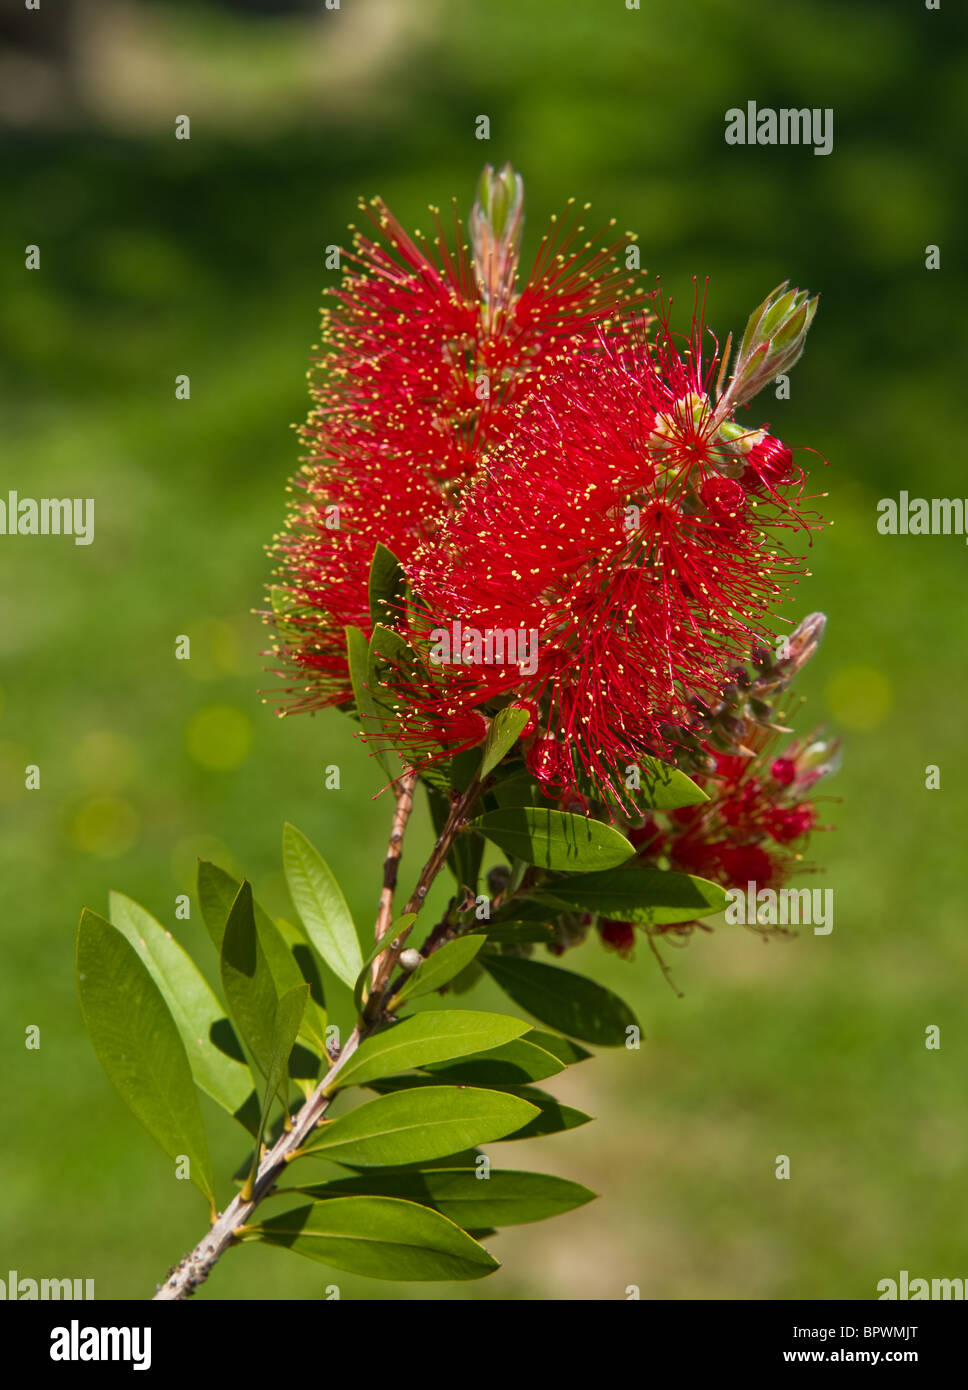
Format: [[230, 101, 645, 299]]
[[365, 777, 482, 1016], [152, 771, 479, 1300], [370, 773, 416, 991]]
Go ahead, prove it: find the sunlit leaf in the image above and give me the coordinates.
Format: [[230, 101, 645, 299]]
[[283, 823, 362, 990], [471, 808, 634, 872], [76, 910, 214, 1206], [108, 891, 257, 1133], [251, 1196, 498, 1281], [329, 1010, 531, 1093], [305, 1086, 538, 1166]]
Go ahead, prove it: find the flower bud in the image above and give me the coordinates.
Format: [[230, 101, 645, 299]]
[[725, 281, 818, 408], [775, 611, 826, 678], [470, 162, 524, 306]]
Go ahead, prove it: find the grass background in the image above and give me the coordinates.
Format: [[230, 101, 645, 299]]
[[1, 0, 966, 1299]]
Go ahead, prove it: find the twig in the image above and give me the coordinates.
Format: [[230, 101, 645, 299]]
[[153, 1026, 362, 1300], [153, 771, 478, 1299], [365, 777, 482, 1016], [370, 773, 416, 991]]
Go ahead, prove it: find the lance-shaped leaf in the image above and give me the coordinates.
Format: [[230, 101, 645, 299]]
[[368, 624, 441, 773], [419, 1034, 563, 1086], [622, 756, 708, 811], [220, 882, 282, 1082], [534, 863, 728, 925], [283, 823, 362, 990], [361, 1078, 594, 1139], [388, 935, 484, 1009], [286, 1167, 595, 1229], [498, 1085, 594, 1140], [108, 892, 257, 1134], [250, 1196, 498, 1281], [346, 623, 392, 776], [368, 543, 407, 631], [483, 954, 639, 1046], [479, 706, 530, 780], [76, 910, 214, 1207], [470, 808, 634, 872], [328, 1010, 531, 1093], [304, 1086, 538, 1167], [198, 860, 327, 1059], [490, 769, 536, 808], [526, 1029, 593, 1066], [245, 983, 309, 1196]]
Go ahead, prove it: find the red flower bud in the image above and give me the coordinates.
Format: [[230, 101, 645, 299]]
[[599, 919, 637, 957]]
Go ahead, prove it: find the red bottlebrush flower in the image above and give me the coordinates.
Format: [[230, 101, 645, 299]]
[[267, 169, 644, 713], [764, 802, 817, 844], [634, 721, 835, 910], [716, 843, 778, 888], [599, 919, 637, 957], [395, 286, 823, 806]]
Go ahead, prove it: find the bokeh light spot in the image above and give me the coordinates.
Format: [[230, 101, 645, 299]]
[[70, 797, 140, 858], [825, 665, 892, 731], [185, 704, 253, 771]]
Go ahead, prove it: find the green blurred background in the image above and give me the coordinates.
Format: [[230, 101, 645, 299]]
[[2, 0, 966, 1300]]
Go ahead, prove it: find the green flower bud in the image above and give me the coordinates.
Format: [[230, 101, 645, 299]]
[[725, 281, 818, 408], [470, 162, 524, 305]]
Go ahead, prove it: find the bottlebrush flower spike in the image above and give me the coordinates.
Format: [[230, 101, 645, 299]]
[[267, 169, 644, 712], [396, 286, 824, 807]]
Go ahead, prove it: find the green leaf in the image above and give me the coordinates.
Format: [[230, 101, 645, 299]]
[[329, 1010, 531, 1093], [420, 1035, 564, 1086], [353, 915, 417, 1017], [625, 757, 708, 810], [198, 858, 241, 954], [499, 1086, 594, 1140], [220, 881, 281, 1082], [283, 823, 362, 990], [75, 910, 214, 1207], [479, 706, 530, 780], [249, 983, 309, 1182], [251, 1196, 498, 1281], [470, 808, 634, 872], [368, 624, 423, 747], [346, 623, 392, 776], [483, 954, 639, 1046], [362, 1078, 594, 1139], [490, 770, 537, 808], [368, 543, 407, 631], [334, 1145, 485, 1173], [534, 864, 729, 924], [287, 1168, 595, 1229], [305, 1086, 538, 1167], [389, 936, 484, 1008], [525, 1029, 593, 1066], [108, 892, 257, 1133], [197, 860, 328, 1061]]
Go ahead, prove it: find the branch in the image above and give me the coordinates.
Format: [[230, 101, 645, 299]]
[[365, 776, 482, 1015], [370, 772, 416, 991], [153, 1025, 362, 1300], [153, 770, 478, 1300]]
